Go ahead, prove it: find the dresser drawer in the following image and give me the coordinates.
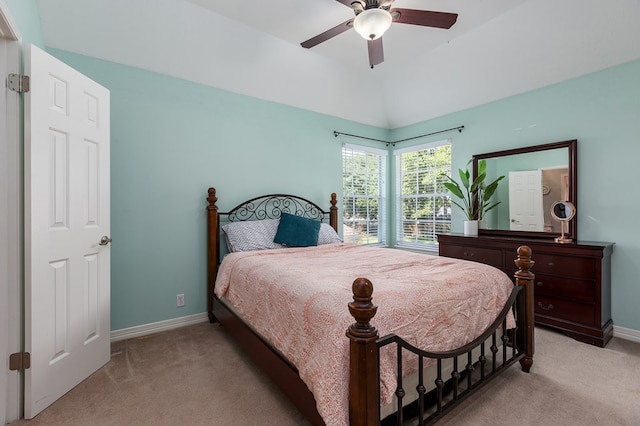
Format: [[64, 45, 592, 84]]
[[535, 295, 595, 326], [533, 253, 596, 279], [439, 245, 503, 268], [534, 274, 595, 303]]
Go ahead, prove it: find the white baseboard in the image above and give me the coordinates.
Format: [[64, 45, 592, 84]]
[[110, 312, 210, 342], [613, 325, 640, 343]]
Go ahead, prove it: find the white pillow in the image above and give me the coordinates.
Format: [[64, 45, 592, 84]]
[[222, 219, 342, 252]]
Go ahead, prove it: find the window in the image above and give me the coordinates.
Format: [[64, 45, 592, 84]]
[[342, 144, 387, 245], [395, 141, 451, 250]]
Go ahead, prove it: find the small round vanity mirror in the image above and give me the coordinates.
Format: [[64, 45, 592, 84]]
[[550, 201, 576, 243]]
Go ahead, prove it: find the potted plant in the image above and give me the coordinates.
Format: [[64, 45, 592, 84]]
[[442, 159, 504, 236]]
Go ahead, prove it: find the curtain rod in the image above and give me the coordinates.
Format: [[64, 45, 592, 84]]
[[333, 125, 465, 147]]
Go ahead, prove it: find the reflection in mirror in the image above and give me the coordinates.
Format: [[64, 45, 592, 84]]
[[473, 140, 577, 240], [489, 149, 567, 232]]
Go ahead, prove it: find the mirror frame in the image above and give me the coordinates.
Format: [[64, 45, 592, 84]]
[[472, 139, 578, 241]]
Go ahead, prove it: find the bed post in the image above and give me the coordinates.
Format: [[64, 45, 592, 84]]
[[206, 187, 219, 323], [514, 245, 535, 372], [346, 278, 379, 426], [330, 192, 338, 232]]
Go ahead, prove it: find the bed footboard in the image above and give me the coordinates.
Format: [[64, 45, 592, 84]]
[[346, 246, 535, 426]]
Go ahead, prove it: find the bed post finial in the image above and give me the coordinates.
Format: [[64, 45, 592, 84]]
[[514, 245, 535, 373], [330, 192, 338, 232], [207, 187, 219, 323], [515, 245, 534, 276], [207, 187, 218, 208], [348, 278, 377, 337], [346, 278, 379, 426]]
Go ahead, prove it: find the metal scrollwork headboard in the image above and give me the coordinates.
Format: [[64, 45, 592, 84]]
[[222, 194, 329, 222]]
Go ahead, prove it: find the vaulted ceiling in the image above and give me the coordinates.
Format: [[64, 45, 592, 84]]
[[35, 0, 640, 128]]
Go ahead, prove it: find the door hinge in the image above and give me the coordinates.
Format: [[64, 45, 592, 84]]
[[7, 73, 30, 93], [9, 352, 31, 371]]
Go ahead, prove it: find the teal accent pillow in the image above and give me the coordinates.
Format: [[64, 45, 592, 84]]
[[274, 212, 321, 247]]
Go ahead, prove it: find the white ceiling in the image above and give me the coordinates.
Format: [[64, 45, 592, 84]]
[[35, 0, 640, 129]]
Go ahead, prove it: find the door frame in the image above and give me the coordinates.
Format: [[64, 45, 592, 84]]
[[0, 1, 23, 423]]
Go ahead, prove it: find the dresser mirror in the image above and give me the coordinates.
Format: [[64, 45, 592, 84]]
[[472, 139, 577, 240]]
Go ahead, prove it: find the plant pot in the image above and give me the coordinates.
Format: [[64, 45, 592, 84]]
[[463, 220, 478, 236]]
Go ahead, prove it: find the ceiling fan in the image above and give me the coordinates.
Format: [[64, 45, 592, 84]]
[[301, 0, 458, 68]]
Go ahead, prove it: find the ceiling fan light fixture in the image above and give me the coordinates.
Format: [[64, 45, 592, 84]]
[[353, 8, 392, 41]]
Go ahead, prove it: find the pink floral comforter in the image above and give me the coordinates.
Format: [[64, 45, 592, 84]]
[[214, 243, 515, 426]]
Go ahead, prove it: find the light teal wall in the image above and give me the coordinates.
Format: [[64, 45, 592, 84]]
[[388, 59, 640, 332], [5, 0, 44, 48], [47, 49, 389, 330]]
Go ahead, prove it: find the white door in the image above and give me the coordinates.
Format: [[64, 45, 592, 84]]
[[508, 170, 544, 231], [24, 44, 111, 418]]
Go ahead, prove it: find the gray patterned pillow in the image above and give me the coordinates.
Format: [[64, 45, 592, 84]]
[[318, 223, 343, 245], [222, 219, 284, 252]]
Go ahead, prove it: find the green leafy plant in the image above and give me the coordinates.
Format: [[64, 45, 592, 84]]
[[442, 159, 505, 221]]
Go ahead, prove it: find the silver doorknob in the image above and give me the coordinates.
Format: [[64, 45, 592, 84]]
[[99, 236, 112, 246]]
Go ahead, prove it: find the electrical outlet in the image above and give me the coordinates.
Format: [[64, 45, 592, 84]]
[[176, 293, 185, 307]]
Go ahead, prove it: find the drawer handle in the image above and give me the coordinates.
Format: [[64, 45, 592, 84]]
[[547, 261, 555, 267], [463, 252, 475, 258], [536, 281, 544, 287], [537, 301, 554, 311]]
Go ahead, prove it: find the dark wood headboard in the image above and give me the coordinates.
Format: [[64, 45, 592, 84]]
[[206, 188, 338, 322]]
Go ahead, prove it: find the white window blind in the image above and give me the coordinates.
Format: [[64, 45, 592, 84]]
[[395, 140, 452, 250], [342, 144, 387, 245]]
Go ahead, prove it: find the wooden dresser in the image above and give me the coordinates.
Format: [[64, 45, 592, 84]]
[[437, 233, 614, 347]]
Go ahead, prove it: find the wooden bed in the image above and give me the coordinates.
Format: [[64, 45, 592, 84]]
[[206, 188, 535, 426]]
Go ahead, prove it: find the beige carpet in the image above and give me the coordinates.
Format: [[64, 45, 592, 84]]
[[12, 323, 640, 426]]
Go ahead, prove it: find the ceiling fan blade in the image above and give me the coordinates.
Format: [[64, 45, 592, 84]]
[[379, 0, 395, 9], [390, 8, 458, 29], [367, 38, 384, 68], [301, 19, 354, 49], [335, 0, 356, 6]]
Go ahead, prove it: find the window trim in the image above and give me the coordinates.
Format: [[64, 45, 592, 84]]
[[342, 143, 388, 245], [394, 139, 452, 251]]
